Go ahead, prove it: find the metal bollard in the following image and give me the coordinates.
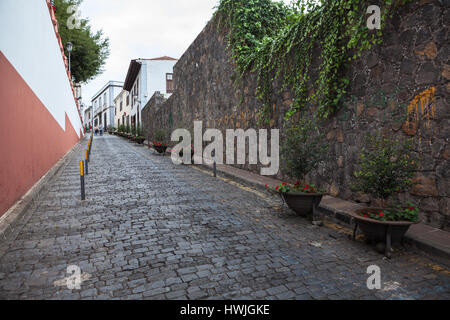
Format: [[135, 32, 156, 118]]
[[84, 150, 88, 175], [212, 149, 217, 178], [80, 160, 85, 200]]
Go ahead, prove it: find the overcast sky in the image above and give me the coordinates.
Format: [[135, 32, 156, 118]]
[[79, 0, 291, 106]]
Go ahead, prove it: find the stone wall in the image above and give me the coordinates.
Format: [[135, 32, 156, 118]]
[[142, 0, 449, 230]]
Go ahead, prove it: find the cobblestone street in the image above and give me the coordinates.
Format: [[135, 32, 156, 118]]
[[0, 135, 449, 300]]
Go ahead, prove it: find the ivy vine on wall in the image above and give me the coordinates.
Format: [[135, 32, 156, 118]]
[[214, 0, 411, 124]]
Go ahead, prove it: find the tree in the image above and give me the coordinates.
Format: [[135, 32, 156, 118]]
[[54, 0, 110, 83]]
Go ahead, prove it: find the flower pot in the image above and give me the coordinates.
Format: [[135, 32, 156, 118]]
[[350, 208, 416, 243], [154, 145, 167, 154], [135, 137, 144, 144], [281, 192, 325, 217], [349, 208, 418, 258]]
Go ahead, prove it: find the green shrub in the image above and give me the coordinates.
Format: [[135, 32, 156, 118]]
[[281, 118, 328, 181], [154, 128, 166, 142], [352, 134, 419, 200]]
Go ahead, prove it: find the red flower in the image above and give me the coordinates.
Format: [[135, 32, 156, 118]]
[[265, 184, 268, 189], [295, 181, 300, 185], [303, 184, 310, 190], [282, 182, 287, 186], [275, 186, 279, 190], [379, 212, 384, 217], [408, 206, 415, 211], [363, 214, 368, 218]]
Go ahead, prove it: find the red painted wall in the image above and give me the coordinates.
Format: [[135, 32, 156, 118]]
[[0, 52, 81, 216]]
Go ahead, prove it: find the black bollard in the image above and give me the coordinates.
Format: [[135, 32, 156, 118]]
[[80, 161, 85, 200], [84, 150, 88, 175]]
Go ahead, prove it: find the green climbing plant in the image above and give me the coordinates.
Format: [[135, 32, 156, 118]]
[[214, 0, 411, 124]]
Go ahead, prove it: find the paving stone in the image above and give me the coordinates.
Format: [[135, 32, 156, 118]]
[[266, 285, 288, 296], [0, 135, 448, 300]]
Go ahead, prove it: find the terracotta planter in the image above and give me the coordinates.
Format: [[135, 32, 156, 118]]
[[281, 192, 325, 217], [154, 145, 167, 154], [349, 208, 418, 258]]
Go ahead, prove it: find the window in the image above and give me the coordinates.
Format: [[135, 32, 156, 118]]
[[99, 97, 102, 108], [126, 94, 129, 106], [166, 73, 174, 93], [103, 93, 107, 106], [120, 99, 123, 111]]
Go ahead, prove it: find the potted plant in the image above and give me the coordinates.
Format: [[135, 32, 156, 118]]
[[269, 118, 328, 219], [118, 125, 126, 137], [135, 135, 145, 144], [351, 133, 420, 257], [134, 126, 145, 144], [153, 141, 168, 154], [152, 128, 167, 154]]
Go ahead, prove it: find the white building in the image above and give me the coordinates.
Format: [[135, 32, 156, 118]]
[[114, 90, 131, 128], [91, 81, 124, 129], [123, 57, 177, 129], [84, 105, 93, 130]]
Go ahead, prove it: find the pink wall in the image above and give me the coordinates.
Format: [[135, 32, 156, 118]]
[[0, 52, 81, 216]]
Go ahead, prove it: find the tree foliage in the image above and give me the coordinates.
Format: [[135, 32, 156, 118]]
[[54, 0, 110, 83]]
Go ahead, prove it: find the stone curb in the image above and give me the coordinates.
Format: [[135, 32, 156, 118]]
[[0, 137, 86, 257]]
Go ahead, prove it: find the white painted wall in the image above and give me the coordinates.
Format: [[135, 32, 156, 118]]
[[129, 59, 176, 125], [0, 0, 83, 136], [146, 60, 176, 97], [91, 81, 123, 128], [114, 90, 131, 128]]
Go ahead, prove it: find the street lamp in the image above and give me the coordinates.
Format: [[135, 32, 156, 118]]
[[67, 42, 73, 76]]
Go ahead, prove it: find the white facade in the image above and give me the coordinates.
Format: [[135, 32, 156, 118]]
[[84, 105, 93, 130], [123, 57, 177, 129], [114, 90, 131, 128], [91, 81, 123, 129], [0, 0, 83, 136]]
